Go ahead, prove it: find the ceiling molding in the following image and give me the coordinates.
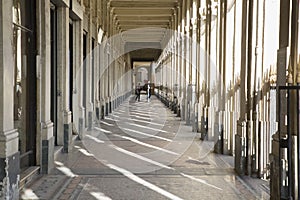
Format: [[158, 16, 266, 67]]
[[108, 0, 178, 60]]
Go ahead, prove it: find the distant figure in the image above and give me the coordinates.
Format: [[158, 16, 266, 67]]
[[135, 83, 141, 102], [147, 81, 151, 102]]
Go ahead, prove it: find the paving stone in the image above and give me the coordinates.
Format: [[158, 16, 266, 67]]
[[20, 175, 69, 200], [20, 96, 270, 200]]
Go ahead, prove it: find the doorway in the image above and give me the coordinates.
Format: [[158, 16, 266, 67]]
[[50, 3, 58, 146], [92, 38, 95, 107], [13, 0, 37, 170], [83, 32, 87, 127], [69, 21, 74, 122]]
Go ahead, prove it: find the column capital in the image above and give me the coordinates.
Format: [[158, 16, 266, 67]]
[[110, 8, 114, 16]]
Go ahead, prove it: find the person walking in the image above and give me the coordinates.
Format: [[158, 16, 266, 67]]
[[135, 83, 141, 102], [147, 81, 151, 102]]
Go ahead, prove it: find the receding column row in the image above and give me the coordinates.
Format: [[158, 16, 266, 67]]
[[155, 2, 294, 199]]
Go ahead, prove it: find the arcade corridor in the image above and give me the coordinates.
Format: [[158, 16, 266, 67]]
[[0, 0, 299, 199], [20, 96, 269, 199]]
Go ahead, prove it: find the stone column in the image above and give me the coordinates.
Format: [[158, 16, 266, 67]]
[[0, 1, 20, 199], [195, 0, 201, 132], [203, 0, 212, 140], [215, 0, 227, 154], [251, 0, 264, 175], [99, 3, 107, 120], [270, 0, 294, 199], [108, 10, 114, 114], [161, 60, 164, 96], [171, 17, 175, 104], [191, 0, 198, 131], [73, 20, 84, 139], [198, 0, 205, 137], [99, 41, 106, 119], [185, 0, 191, 125], [111, 17, 116, 111], [105, 3, 112, 115], [84, 10, 93, 130], [94, 0, 101, 120], [122, 59, 126, 98], [174, 9, 179, 108], [108, 49, 112, 114], [181, 0, 186, 121], [94, 40, 100, 120], [222, 0, 228, 154], [117, 57, 121, 105], [105, 42, 110, 116], [235, 0, 249, 175], [36, 0, 54, 173], [288, 2, 299, 198], [244, 0, 255, 176], [56, 5, 72, 152], [127, 53, 132, 95], [176, 4, 182, 117]]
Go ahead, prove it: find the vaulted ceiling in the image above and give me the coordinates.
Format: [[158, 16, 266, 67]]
[[109, 0, 179, 61]]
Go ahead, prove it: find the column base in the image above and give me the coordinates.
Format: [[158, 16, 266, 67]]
[[101, 105, 105, 119], [88, 111, 93, 131], [235, 134, 246, 175], [270, 133, 281, 200], [112, 99, 115, 111], [105, 102, 109, 116], [63, 123, 72, 153], [173, 105, 178, 114], [0, 152, 20, 200], [186, 101, 192, 126], [78, 117, 84, 140], [118, 96, 121, 107], [96, 107, 100, 120], [223, 139, 230, 155], [200, 116, 208, 140], [41, 121, 54, 174], [63, 112, 72, 153], [177, 105, 181, 117], [41, 137, 54, 174], [181, 103, 185, 121], [109, 101, 112, 113], [192, 112, 198, 132], [214, 123, 224, 154]]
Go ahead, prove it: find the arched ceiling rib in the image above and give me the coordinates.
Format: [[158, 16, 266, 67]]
[[110, 0, 178, 45]]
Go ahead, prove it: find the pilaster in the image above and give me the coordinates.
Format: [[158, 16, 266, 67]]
[[73, 20, 84, 139], [191, 0, 198, 130], [85, 9, 93, 130], [235, 0, 248, 175], [180, 0, 186, 121], [56, 5, 72, 150], [0, 1, 20, 198], [94, 31, 100, 120], [36, 0, 55, 174], [185, 0, 191, 125]]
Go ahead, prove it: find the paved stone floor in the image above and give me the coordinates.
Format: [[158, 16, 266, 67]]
[[20, 95, 270, 200]]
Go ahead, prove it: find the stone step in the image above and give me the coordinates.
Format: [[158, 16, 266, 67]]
[[19, 166, 40, 190]]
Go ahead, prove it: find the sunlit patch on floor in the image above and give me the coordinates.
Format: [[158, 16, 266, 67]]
[[21, 189, 39, 199], [55, 161, 78, 177]]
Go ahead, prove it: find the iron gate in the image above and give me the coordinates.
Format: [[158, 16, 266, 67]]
[[278, 86, 300, 199]]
